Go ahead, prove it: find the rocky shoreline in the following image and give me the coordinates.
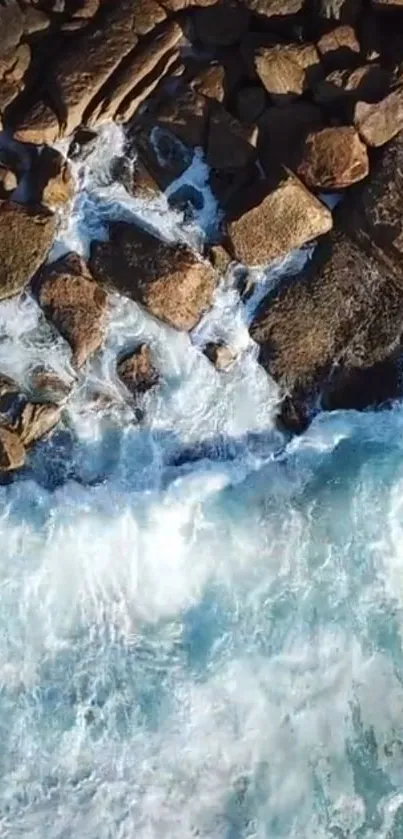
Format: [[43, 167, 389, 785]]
[[1, 0, 403, 470]]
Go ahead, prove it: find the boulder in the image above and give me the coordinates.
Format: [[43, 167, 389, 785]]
[[316, 25, 360, 70], [235, 85, 267, 122], [192, 2, 249, 47], [30, 367, 73, 403], [14, 100, 60, 145], [258, 102, 323, 173], [203, 341, 237, 370], [88, 20, 183, 126], [16, 402, 61, 447], [343, 133, 403, 275], [250, 230, 403, 421], [206, 103, 258, 170], [155, 86, 209, 148], [297, 126, 369, 190], [117, 344, 159, 396], [354, 88, 403, 147], [37, 254, 107, 368], [0, 165, 17, 197], [191, 64, 227, 103], [226, 172, 332, 266], [0, 426, 25, 472], [240, 0, 304, 17], [90, 221, 217, 332], [254, 43, 322, 103], [34, 147, 74, 209], [15, 0, 164, 141], [72, 0, 100, 18], [314, 65, 390, 115], [0, 202, 55, 300]]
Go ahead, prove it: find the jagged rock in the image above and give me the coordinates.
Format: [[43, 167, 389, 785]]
[[208, 244, 232, 273], [354, 88, 403, 147], [203, 341, 237, 370], [192, 2, 249, 47], [317, 25, 360, 69], [72, 0, 100, 18], [258, 102, 323, 173], [240, 0, 304, 17], [206, 103, 258, 170], [37, 254, 107, 368], [0, 166, 17, 197], [0, 202, 55, 299], [16, 402, 61, 447], [34, 147, 74, 209], [254, 43, 322, 103], [90, 222, 217, 331], [0, 426, 25, 472], [15, 0, 165, 142], [343, 133, 403, 275], [250, 230, 403, 422], [30, 367, 73, 403], [130, 158, 161, 199], [314, 0, 362, 23], [156, 86, 209, 148], [115, 50, 181, 124], [314, 65, 390, 112], [236, 85, 267, 123], [88, 20, 183, 126], [191, 64, 226, 103], [227, 172, 332, 266], [297, 126, 369, 190], [14, 100, 59, 145], [131, 122, 192, 190], [117, 344, 159, 396]]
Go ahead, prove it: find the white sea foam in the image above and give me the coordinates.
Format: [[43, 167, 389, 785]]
[[1, 123, 403, 839]]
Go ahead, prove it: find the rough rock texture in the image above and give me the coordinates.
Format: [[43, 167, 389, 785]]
[[297, 126, 369, 189], [155, 86, 209, 148], [317, 25, 360, 69], [34, 147, 74, 209], [240, 0, 304, 17], [203, 341, 237, 370], [250, 230, 403, 419], [30, 368, 73, 403], [258, 102, 323, 172], [16, 402, 61, 447], [254, 43, 322, 103], [314, 64, 390, 113], [227, 173, 332, 266], [37, 254, 108, 368], [0, 166, 17, 197], [90, 222, 217, 331], [117, 344, 159, 396], [343, 133, 403, 276], [354, 88, 403, 147], [191, 64, 226, 103], [0, 202, 55, 299], [0, 426, 25, 472]]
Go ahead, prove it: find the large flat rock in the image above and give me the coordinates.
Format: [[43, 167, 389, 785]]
[[0, 201, 55, 299], [90, 222, 217, 332]]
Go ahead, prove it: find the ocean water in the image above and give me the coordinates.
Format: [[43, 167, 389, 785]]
[[1, 126, 403, 839]]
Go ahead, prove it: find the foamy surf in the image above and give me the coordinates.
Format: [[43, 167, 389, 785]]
[[1, 123, 403, 839]]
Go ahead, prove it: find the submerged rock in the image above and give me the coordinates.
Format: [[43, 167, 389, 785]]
[[90, 221, 217, 332], [37, 254, 108, 368], [226, 172, 332, 266], [117, 344, 159, 397], [0, 202, 55, 300], [203, 342, 237, 370]]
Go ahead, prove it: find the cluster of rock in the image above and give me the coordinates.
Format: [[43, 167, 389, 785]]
[[1, 0, 403, 467]]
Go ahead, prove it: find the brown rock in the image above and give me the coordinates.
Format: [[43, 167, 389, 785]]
[[30, 368, 73, 403], [17, 402, 61, 447], [117, 344, 159, 396], [88, 20, 183, 126], [130, 158, 161, 200], [156, 86, 209, 148], [208, 244, 232, 273], [90, 222, 217, 332], [354, 88, 403, 147], [115, 50, 181, 124], [372, 0, 403, 7], [191, 64, 226, 103], [317, 25, 360, 69], [192, 2, 249, 47], [227, 172, 332, 266], [0, 426, 25, 472], [35, 147, 74, 209], [314, 64, 390, 112], [203, 341, 237, 370], [240, 0, 304, 17], [254, 43, 322, 103], [0, 166, 17, 197], [206, 103, 258, 170], [23, 7, 50, 34], [37, 254, 107, 368], [258, 102, 323, 173], [343, 132, 403, 275], [298, 126, 369, 190], [14, 100, 59, 145], [250, 230, 403, 412], [0, 3, 24, 59], [235, 85, 267, 122], [72, 0, 100, 18], [0, 202, 55, 300], [3, 43, 31, 84], [158, 0, 216, 10]]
